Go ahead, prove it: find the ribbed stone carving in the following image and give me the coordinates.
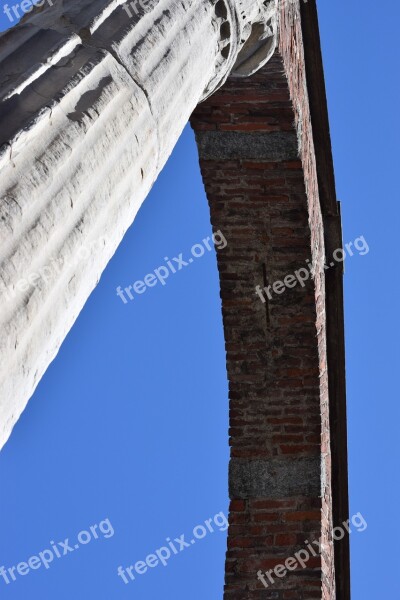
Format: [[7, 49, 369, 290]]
[[0, 0, 277, 448]]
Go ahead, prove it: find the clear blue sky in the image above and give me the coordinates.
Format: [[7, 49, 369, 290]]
[[318, 0, 400, 595], [0, 1, 398, 598]]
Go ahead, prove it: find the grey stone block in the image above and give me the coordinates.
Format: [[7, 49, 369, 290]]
[[195, 131, 299, 161], [229, 456, 322, 498]]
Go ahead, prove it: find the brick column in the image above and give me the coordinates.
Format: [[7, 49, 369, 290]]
[[191, 3, 349, 596]]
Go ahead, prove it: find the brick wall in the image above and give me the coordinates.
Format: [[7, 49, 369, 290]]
[[190, 2, 346, 598]]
